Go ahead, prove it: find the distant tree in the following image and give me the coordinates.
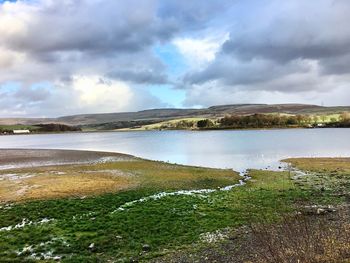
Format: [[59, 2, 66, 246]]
[[175, 120, 194, 129], [197, 119, 214, 129], [296, 115, 303, 125], [218, 114, 309, 128], [286, 116, 298, 125], [36, 123, 81, 132]]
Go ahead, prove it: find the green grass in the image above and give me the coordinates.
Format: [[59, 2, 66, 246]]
[[120, 118, 215, 131], [0, 160, 239, 202], [0, 169, 323, 262], [0, 160, 347, 262]]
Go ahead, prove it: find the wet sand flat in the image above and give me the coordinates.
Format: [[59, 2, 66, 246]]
[[0, 149, 134, 170], [0, 149, 239, 202]]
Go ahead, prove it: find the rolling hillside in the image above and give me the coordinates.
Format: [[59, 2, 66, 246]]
[[1, 104, 350, 127]]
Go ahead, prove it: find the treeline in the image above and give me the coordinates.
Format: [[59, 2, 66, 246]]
[[325, 112, 350, 128], [195, 112, 350, 129], [36, 123, 81, 132], [218, 114, 312, 129]]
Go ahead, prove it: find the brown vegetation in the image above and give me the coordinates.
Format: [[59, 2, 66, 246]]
[[250, 211, 350, 263], [0, 156, 239, 202]]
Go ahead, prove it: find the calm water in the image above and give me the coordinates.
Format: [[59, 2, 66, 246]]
[[0, 129, 349, 171]]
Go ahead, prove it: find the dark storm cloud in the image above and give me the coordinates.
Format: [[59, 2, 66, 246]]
[[184, 0, 350, 93], [157, 0, 232, 29], [108, 69, 168, 85], [0, 0, 230, 86], [3, 0, 229, 55], [184, 57, 311, 88]]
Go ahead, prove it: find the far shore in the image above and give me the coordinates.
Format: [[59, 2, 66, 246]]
[[1, 125, 350, 137]]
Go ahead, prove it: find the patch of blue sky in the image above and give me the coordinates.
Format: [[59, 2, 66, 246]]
[[1, 81, 51, 94], [30, 81, 51, 90], [149, 85, 186, 108], [153, 43, 187, 79], [0, 0, 18, 3], [0, 82, 21, 93], [152, 43, 188, 107]]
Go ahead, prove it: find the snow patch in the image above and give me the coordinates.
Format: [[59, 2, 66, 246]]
[[200, 228, 231, 243], [0, 173, 36, 181], [112, 171, 251, 213], [0, 218, 54, 232]]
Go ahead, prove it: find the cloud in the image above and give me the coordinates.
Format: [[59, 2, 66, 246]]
[[0, 75, 166, 117], [0, 0, 233, 117], [0, 0, 172, 84], [182, 0, 350, 106], [173, 33, 229, 68], [71, 75, 133, 112], [1, 0, 350, 117]]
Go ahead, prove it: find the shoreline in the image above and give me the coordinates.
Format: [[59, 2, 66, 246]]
[[1, 149, 349, 261], [0, 149, 135, 171], [0, 148, 241, 203], [1, 126, 350, 137]]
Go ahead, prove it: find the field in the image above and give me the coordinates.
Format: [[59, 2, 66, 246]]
[[0, 151, 349, 262], [119, 113, 343, 131], [118, 117, 212, 131], [0, 158, 238, 202]]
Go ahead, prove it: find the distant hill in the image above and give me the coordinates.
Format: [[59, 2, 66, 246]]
[[1, 104, 350, 126]]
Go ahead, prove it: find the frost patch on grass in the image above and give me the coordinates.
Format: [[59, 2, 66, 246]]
[[112, 189, 215, 213], [0, 203, 13, 210], [16, 237, 69, 261], [292, 170, 309, 180], [72, 211, 96, 220], [94, 156, 133, 164], [112, 173, 250, 213], [219, 178, 248, 191], [200, 228, 231, 243], [0, 218, 54, 232], [50, 171, 66, 175], [0, 173, 37, 181]]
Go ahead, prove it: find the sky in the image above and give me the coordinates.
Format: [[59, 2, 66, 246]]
[[1, 0, 350, 117]]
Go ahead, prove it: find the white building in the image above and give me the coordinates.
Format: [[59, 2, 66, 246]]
[[13, 130, 30, 134]]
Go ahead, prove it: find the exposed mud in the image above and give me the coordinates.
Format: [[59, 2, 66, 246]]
[[0, 149, 135, 170]]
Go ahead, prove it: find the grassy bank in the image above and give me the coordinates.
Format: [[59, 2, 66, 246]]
[[0, 158, 239, 202], [153, 159, 350, 262], [0, 157, 349, 262], [0, 170, 297, 262]]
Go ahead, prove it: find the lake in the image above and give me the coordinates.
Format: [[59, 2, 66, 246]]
[[0, 129, 350, 171]]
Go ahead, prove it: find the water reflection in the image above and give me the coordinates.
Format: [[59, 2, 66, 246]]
[[0, 129, 349, 172]]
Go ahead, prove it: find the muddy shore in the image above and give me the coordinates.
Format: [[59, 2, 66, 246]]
[[0, 149, 134, 170]]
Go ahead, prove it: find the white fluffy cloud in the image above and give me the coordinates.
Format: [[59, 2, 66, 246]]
[[0, 75, 165, 117], [71, 75, 133, 113], [173, 33, 229, 68]]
